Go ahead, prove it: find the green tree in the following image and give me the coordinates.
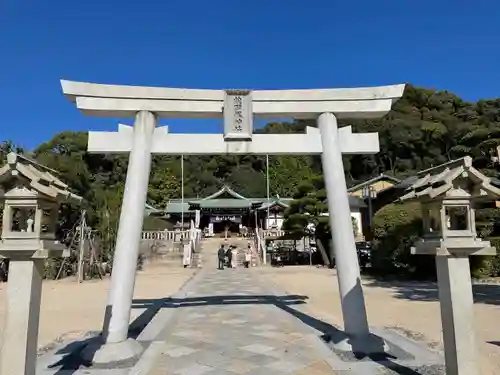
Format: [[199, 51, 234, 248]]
[[282, 176, 328, 239], [267, 156, 315, 197]]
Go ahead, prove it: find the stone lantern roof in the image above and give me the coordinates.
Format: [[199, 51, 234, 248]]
[[400, 156, 500, 257], [0, 152, 82, 259], [400, 156, 500, 203], [0, 152, 82, 204]]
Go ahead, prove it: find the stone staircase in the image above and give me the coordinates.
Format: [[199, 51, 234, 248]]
[[197, 238, 221, 269], [139, 236, 261, 269], [155, 240, 203, 269], [140, 237, 203, 268], [200, 237, 259, 268], [159, 249, 184, 267], [190, 241, 204, 268]]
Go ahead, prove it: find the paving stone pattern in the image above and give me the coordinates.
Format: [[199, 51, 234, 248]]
[[149, 268, 338, 374]]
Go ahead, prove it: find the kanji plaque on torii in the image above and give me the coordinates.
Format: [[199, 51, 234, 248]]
[[60, 79, 405, 363], [224, 89, 253, 140]]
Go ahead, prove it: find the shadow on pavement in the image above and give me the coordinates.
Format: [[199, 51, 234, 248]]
[[43, 297, 168, 375], [365, 279, 500, 305], [488, 341, 500, 347], [132, 292, 426, 374], [46, 291, 438, 374]]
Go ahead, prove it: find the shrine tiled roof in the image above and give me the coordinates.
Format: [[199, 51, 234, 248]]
[[163, 200, 191, 214], [145, 203, 162, 216], [201, 185, 248, 201], [190, 198, 257, 209], [347, 173, 401, 193], [151, 184, 365, 216], [323, 195, 366, 209], [257, 198, 293, 211]]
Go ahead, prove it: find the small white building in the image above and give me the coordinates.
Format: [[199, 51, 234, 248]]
[[320, 196, 366, 242]]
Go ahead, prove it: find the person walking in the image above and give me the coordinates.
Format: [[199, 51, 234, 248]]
[[225, 246, 233, 268], [183, 244, 191, 268], [276, 252, 283, 267], [244, 244, 252, 268], [217, 245, 225, 270], [231, 245, 238, 269]]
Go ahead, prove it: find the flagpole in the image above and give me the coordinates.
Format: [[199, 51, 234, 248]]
[[266, 154, 270, 229], [181, 155, 184, 232]]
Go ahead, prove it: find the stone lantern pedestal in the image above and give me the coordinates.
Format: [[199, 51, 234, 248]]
[[401, 156, 500, 375], [0, 153, 81, 375]]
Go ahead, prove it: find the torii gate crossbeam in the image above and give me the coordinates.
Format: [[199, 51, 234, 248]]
[[87, 124, 379, 155]]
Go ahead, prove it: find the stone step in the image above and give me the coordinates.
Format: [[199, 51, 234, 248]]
[[197, 238, 261, 268], [191, 255, 202, 268], [155, 259, 183, 268], [161, 252, 183, 260]]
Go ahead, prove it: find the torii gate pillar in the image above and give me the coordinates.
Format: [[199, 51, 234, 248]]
[[61, 80, 405, 362], [319, 112, 370, 339]]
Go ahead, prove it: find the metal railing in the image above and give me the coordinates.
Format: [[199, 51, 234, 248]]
[[141, 230, 189, 241], [187, 228, 202, 268], [263, 229, 286, 238], [254, 228, 266, 266]]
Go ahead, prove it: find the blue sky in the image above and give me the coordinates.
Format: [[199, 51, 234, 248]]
[[1, 0, 499, 150]]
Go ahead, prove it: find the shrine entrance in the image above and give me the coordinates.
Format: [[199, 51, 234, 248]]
[[213, 219, 238, 235], [198, 214, 245, 235], [177, 185, 261, 236], [211, 214, 240, 231], [61, 79, 405, 362]]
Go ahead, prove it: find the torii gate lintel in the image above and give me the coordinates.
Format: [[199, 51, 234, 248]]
[[87, 124, 379, 155]]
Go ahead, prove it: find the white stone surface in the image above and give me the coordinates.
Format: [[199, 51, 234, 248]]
[[61, 80, 405, 101], [75, 96, 395, 119], [88, 125, 379, 155], [61, 80, 404, 119], [104, 111, 157, 344], [0, 153, 82, 375], [223, 90, 253, 140], [80, 338, 143, 364], [318, 112, 370, 338], [436, 255, 479, 375], [0, 260, 44, 375]]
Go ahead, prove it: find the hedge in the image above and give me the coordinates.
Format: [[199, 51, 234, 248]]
[[371, 202, 500, 279], [371, 202, 435, 278]]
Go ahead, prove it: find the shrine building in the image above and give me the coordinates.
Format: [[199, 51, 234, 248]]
[[148, 185, 366, 238]]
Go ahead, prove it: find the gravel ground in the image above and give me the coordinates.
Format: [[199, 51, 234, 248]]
[[0, 261, 196, 350], [377, 364, 446, 375], [261, 266, 500, 375]]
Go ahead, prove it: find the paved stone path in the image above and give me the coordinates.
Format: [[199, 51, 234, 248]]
[[149, 267, 338, 375]]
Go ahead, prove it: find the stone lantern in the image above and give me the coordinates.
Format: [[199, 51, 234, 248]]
[[400, 156, 500, 375], [0, 152, 82, 375]]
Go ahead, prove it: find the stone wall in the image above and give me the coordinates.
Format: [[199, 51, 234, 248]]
[[139, 239, 176, 260]]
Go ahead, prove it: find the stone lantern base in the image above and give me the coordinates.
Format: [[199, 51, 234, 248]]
[[79, 338, 144, 364], [0, 259, 44, 375]]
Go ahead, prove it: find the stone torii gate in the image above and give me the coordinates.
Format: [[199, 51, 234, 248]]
[[61, 80, 405, 362]]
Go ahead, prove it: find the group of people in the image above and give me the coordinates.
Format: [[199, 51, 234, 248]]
[[217, 242, 253, 269]]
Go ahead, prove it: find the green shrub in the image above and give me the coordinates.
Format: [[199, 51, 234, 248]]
[[470, 237, 500, 278], [470, 208, 500, 278], [371, 202, 434, 278], [371, 202, 500, 279]]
